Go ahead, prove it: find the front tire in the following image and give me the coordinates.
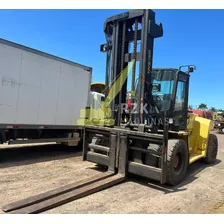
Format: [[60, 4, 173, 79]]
[[166, 139, 189, 186], [201, 133, 218, 164]]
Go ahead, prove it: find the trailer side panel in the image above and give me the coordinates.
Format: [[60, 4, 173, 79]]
[[0, 39, 91, 127]]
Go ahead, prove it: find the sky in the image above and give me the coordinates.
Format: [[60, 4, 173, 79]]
[[0, 9, 223, 109]]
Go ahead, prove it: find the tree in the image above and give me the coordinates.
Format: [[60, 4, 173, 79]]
[[198, 103, 207, 110], [210, 107, 216, 112]]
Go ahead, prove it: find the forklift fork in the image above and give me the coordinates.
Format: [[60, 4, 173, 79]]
[[2, 132, 127, 214]]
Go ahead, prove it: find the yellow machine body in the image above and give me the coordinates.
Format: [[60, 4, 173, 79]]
[[187, 113, 214, 164]]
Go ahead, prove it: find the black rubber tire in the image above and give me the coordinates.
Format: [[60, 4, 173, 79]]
[[0, 130, 6, 144], [166, 139, 189, 186], [201, 134, 218, 164]]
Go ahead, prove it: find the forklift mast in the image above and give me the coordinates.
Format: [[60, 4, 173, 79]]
[[100, 9, 163, 126]]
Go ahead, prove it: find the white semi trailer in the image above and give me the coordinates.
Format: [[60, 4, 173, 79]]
[[0, 38, 94, 146]]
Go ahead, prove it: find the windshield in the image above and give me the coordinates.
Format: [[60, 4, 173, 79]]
[[151, 70, 175, 113], [134, 69, 176, 114]]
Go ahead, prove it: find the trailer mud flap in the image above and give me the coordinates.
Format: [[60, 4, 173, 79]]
[[2, 172, 125, 214]]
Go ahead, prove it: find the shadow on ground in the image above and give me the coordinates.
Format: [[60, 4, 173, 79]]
[[127, 159, 222, 194], [0, 144, 82, 168], [82, 158, 222, 196]]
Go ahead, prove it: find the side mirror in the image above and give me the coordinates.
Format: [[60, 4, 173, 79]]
[[100, 44, 112, 52], [179, 65, 196, 73], [188, 66, 196, 73]]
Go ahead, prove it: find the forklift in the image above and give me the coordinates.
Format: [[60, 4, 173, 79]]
[[2, 9, 218, 214]]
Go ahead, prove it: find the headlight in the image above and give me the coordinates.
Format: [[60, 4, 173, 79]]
[[218, 123, 221, 127]]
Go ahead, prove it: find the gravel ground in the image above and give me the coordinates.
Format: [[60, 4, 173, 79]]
[[0, 132, 224, 214]]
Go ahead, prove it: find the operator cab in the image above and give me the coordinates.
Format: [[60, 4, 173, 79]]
[[152, 68, 189, 131], [134, 67, 192, 132]]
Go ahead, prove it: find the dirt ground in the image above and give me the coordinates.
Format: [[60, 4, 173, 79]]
[[0, 132, 224, 214]]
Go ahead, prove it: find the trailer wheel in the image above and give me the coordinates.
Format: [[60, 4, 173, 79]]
[[166, 139, 189, 186], [0, 130, 6, 144], [201, 134, 218, 164]]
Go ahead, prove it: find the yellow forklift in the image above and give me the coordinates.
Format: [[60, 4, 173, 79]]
[[2, 9, 218, 214]]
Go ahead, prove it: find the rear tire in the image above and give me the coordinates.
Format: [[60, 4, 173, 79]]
[[201, 133, 218, 164], [166, 139, 189, 186]]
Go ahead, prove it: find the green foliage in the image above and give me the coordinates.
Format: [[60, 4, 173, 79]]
[[198, 103, 207, 109]]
